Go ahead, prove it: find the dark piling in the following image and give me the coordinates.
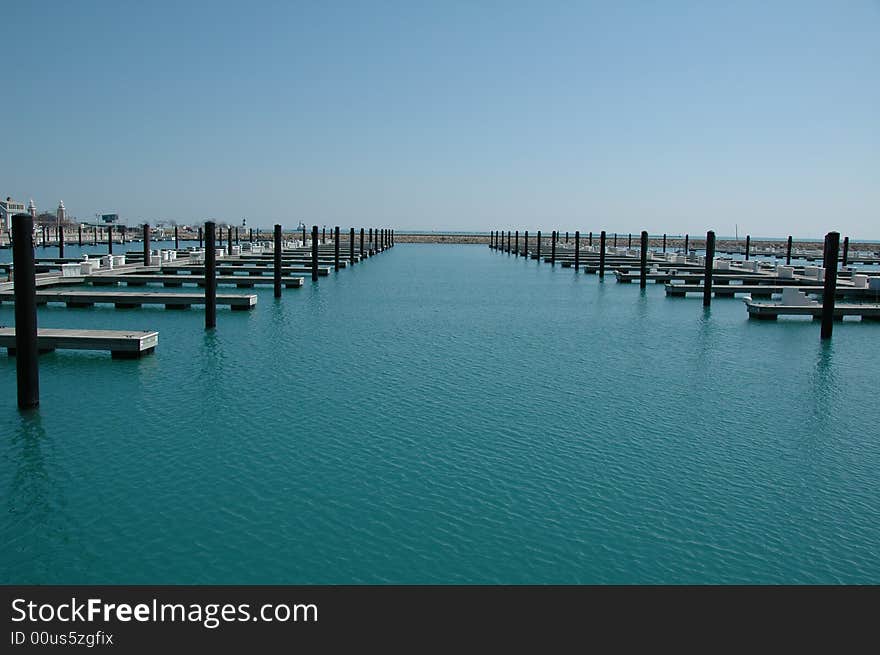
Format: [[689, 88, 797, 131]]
[[274, 224, 282, 298], [820, 231, 840, 340], [311, 225, 319, 281], [12, 214, 39, 409], [205, 222, 217, 329], [703, 230, 715, 307]]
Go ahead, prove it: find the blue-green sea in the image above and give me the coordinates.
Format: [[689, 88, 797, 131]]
[[2, 242, 879, 584]]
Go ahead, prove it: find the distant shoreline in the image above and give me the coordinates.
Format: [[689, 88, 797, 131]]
[[392, 233, 880, 250], [4, 229, 877, 252]]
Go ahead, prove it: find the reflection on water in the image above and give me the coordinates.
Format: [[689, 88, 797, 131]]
[[7, 412, 51, 519], [3, 412, 72, 582], [810, 341, 838, 431]]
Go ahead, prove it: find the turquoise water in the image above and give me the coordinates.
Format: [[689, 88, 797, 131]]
[[2, 244, 879, 584]]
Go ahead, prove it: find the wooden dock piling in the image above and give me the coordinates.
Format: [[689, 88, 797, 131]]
[[227, 226, 232, 256], [786, 236, 792, 265], [842, 236, 849, 268], [205, 221, 217, 329], [745, 235, 750, 261], [515, 230, 519, 257], [821, 231, 840, 340], [108, 225, 113, 254], [640, 231, 648, 289], [575, 231, 580, 270], [536, 231, 541, 259], [198, 226, 203, 248], [59, 222, 64, 258], [662, 233, 666, 253], [350, 228, 356, 263], [334, 226, 340, 271], [274, 224, 282, 298], [703, 230, 715, 307], [175, 226, 179, 250], [143, 224, 150, 264], [599, 231, 606, 279], [12, 214, 39, 409], [613, 233, 617, 248], [589, 231, 592, 247], [78, 224, 83, 246], [551, 231, 556, 265], [524, 230, 529, 257], [628, 233, 632, 248], [311, 225, 319, 281], [684, 234, 689, 253], [360, 228, 365, 257]]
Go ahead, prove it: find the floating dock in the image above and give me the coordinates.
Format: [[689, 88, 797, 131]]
[[162, 264, 332, 277], [0, 290, 257, 310], [0, 327, 158, 358], [666, 284, 880, 300], [86, 274, 305, 288], [744, 299, 880, 321]]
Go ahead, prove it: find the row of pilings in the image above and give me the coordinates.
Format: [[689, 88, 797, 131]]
[[7, 213, 395, 409], [488, 228, 844, 341]]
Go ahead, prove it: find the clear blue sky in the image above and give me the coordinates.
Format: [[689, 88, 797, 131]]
[[3, 1, 878, 237]]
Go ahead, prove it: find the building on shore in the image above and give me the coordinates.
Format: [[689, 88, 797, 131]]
[[1, 196, 27, 231]]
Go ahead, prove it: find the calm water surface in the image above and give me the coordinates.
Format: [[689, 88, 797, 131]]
[[2, 243, 879, 583]]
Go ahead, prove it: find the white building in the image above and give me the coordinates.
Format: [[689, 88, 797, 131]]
[[1, 196, 27, 231]]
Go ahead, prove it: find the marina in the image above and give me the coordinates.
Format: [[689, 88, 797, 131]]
[[2, 0, 879, 603], [3, 241, 879, 585]]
